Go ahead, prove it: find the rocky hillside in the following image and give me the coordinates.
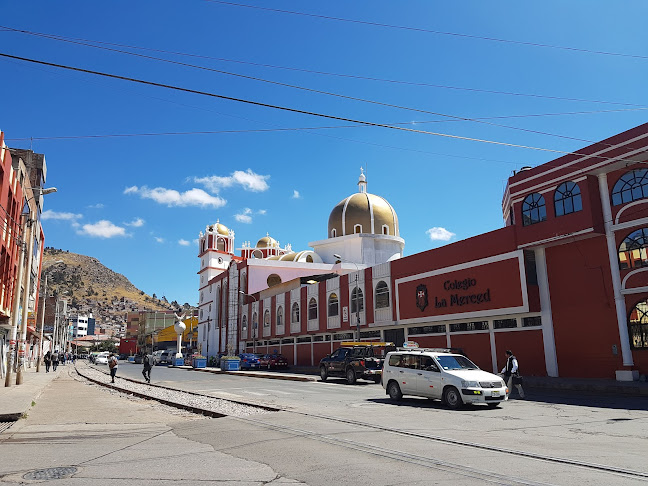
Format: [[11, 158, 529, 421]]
[[41, 248, 192, 332]]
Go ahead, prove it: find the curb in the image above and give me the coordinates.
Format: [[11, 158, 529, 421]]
[[168, 365, 317, 382]]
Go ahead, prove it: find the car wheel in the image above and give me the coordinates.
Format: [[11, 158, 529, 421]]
[[346, 367, 357, 385], [443, 386, 463, 410], [387, 381, 402, 400], [319, 366, 328, 382]]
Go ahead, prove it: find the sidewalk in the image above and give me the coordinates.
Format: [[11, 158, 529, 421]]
[[0, 367, 305, 485], [0, 365, 62, 421]]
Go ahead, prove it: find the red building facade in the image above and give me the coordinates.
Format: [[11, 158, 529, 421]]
[[201, 123, 648, 381]]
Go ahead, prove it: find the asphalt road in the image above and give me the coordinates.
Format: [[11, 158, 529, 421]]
[[96, 361, 648, 485]]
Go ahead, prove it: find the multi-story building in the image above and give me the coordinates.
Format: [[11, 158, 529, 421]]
[[197, 124, 648, 381], [0, 132, 52, 376]]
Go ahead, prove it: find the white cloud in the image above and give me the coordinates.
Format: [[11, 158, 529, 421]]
[[125, 217, 145, 227], [178, 239, 191, 246], [258, 209, 267, 215], [154, 236, 165, 243], [78, 220, 127, 238], [292, 190, 301, 199], [426, 227, 455, 241], [124, 185, 226, 208], [234, 208, 253, 224], [87, 203, 104, 209], [42, 210, 82, 221], [193, 169, 270, 193]]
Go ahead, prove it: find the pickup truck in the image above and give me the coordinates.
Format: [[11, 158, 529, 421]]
[[319, 342, 395, 384]]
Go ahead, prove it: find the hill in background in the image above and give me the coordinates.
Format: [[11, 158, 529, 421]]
[[41, 248, 193, 333]]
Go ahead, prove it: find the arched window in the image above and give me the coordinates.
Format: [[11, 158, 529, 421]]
[[292, 302, 300, 323], [522, 193, 546, 226], [331, 229, 337, 238], [264, 310, 270, 328], [375, 281, 390, 309], [618, 228, 648, 269], [217, 238, 225, 251], [277, 306, 283, 326], [354, 224, 362, 234], [382, 225, 389, 235], [351, 287, 364, 313], [252, 312, 257, 335], [328, 293, 339, 317], [554, 181, 582, 216], [628, 300, 648, 349], [612, 169, 648, 206], [308, 298, 318, 320]]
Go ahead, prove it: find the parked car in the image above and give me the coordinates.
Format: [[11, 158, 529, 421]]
[[158, 350, 172, 365], [239, 353, 262, 370], [264, 354, 289, 369], [319, 342, 394, 384], [152, 350, 164, 365], [95, 352, 109, 365], [133, 354, 143, 364], [255, 353, 270, 369], [382, 346, 508, 409]]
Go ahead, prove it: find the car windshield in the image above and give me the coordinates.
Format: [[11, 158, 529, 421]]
[[435, 355, 479, 370]]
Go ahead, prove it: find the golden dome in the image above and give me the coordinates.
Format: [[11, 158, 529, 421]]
[[328, 172, 399, 238], [256, 234, 278, 248], [208, 220, 229, 236]]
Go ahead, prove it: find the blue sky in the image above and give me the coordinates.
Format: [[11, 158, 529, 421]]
[[1, 1, 647, 306]]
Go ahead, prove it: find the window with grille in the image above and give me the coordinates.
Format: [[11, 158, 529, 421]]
[[328, 293, 339, 317], [612, 169, 648, 206], [618, 228, 648, 270], [629, 300, 648, 349], [351, 287, 364, 313], [522, 193, 546, 226], [375, 281, 390, 309], [308, 298, 317, 320], [554, 181, 583, 216]]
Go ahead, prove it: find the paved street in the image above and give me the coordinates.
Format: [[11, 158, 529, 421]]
[[70, 361, 648, 485]]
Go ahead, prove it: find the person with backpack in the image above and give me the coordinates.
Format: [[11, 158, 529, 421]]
[[142, 352, 153, 383], [52, 350, 60, 371], [108, 353, 118, 383]]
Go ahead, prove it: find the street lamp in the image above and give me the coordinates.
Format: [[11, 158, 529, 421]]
[[239, 291, 257, 353], [334, 254, 363, 342], [6, 186, 57, 387]]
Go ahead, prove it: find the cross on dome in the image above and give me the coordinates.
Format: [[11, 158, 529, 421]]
[[358, 167, 367, 193]]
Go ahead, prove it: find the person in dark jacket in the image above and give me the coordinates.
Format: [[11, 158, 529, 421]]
[[500, 349, 525, 398], [44, 351, 52, 372], [142, 352, 153, 383]]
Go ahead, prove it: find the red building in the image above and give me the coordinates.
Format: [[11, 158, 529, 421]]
[[199, 123, 648, 382]]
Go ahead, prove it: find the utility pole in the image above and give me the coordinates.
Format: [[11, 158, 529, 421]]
[[16, 210, 36, 385], [35, 275, 47, 372]]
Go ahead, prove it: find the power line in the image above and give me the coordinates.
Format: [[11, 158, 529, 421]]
[[204, 0, 648, 60], [1, 51, 646, 169], [0, 26, 611, 145], [1, 25, 643, 109]]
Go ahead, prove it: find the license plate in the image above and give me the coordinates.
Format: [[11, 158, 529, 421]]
[[492, 391, 500, 397]]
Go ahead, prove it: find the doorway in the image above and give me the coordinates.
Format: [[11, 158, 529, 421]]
[[384, 328, 405, 347]]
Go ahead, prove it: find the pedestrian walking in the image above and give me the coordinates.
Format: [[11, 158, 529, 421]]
[[501, 349, 525, 398], [108, 353, 118, 383], [142, 352, 153, 383], [44, 351, 52, 372], [61, 352, 66, 366], [52, 350, 59, 371]]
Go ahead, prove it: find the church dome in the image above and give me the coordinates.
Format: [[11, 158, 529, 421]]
[[256, 234, 279, 248], [328, 170, 399, 238], [207, 220, 230, 236]]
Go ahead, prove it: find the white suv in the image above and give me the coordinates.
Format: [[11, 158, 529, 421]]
[[382, 348, 508, 409]]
